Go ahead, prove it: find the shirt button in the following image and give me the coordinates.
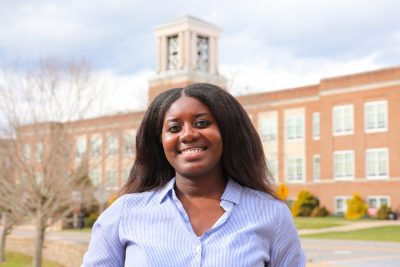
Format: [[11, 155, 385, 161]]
[[195, 245, 201, 253]]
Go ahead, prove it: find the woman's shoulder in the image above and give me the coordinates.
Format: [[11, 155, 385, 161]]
[[241, 186, 288, 211], [98, 190, 158, 220]]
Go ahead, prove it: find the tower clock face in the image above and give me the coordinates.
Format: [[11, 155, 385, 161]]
[[167, 35, 179, 70], [196, 36, 209, 72]]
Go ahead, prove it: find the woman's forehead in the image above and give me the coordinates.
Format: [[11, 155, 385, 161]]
[[164, 96, 212, 118]]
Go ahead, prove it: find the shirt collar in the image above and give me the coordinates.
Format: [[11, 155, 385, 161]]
[[158, 177, 176, 204], [221, 178, 242, 205], [157, 177, 243, 205]]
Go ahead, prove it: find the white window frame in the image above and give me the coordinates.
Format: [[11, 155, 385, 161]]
[[89, 169, 101, 186], [364, 100, 388, 133], [286, 115, 304, 140], [259, 117, 277, 142], [332, 104, 354, 136], [75, 136, 87, 159], [366, 148, 389, 179], [107, 169, 118, 188], [286, 157, 304, 183], [123, 131, 136, 155], [107, 134, 119, 156], [334, 196, 351, 214], [333, 150, 354, 180], [35, 142, 43, 163], [313, 155, 320, 181], [366, 195, 390, 209], [91, 136, 102, 158], [312, 112, 320, 140], [124, 166, 131, 183], [23, 144, 31, 162], [267, 158, 278, 183]]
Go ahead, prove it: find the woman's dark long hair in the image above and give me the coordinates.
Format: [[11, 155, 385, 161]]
[[120, 83, 277, 198]]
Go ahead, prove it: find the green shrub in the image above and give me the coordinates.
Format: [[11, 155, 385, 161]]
[[345, 194, 367, 220], [84, 212, 99, 228], [377, 204, 392, 220], [291, 191, 319, 217], [311, 206, 330, 217]]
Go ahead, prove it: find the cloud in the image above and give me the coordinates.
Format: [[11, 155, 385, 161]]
[[0, 0, 399, 112]]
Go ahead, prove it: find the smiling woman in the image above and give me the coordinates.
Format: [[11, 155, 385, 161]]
[[82, 83, 306, 267]]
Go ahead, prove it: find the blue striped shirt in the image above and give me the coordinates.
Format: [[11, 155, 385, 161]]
[[82, 178, 306, 266]]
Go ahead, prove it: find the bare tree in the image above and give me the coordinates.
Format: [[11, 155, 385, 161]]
[[0, 58, 102, 267]]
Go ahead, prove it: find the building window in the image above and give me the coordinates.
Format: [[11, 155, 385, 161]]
[[333, 105, 354, 135], [167, 35, 179, 70], [286, 158, 303, 182], [90, 169, 101, 186], [333, 150, 354, 180], [312, 112, 320, 140], [196, 36, 209, 72], [123, 131, 135, 155], [334, 196, 351, 215], [107, 134, 118, 156], [107, 169, 117, 188], [313, 155, 320, 181], [23, 144, 31, 162], [365, 100, 388, 132], [35, 142, 43, 163], [367, 196, 390, 209], [91, 136, 102, 158], [124, 167, 131, 182], [76, 136, 87, 159], [259, 117, 277, 142], [35, 172, 44, 185], [267, 158, 278, 182], [366, 148, 388, 179], [286, 115, 303, 140]]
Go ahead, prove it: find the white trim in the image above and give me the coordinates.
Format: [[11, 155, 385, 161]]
[[312, 112, 320, 140], [285, 157, 305, 183], [334, 195, 351, 214], [333, 150, 355, 180], [365, 148, 389, 179], [313, 155, 321, 182], [366, 195, 391, 208], [332, 104, 354, 136], [364, 100, 388, 133]]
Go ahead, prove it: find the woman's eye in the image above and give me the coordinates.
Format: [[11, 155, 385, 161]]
[[195, 120, 210, 128], [168, 125, 181, 133]]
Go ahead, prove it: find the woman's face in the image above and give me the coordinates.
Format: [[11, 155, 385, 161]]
[[161, 96, 223, 179]]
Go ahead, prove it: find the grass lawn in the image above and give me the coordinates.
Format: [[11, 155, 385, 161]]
[[0, 252, 63, 267], [301, 226, 400, 242], [294, 217, 347, 229]]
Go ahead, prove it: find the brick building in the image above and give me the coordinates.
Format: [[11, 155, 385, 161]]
[[18, 16, 400, 215]]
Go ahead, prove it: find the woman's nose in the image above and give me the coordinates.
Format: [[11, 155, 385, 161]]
[[179, 124, 199, 142]]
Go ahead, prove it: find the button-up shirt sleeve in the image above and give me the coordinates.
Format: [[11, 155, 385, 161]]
[[270, 202, 306, 266], [82, 195, 127, 267]]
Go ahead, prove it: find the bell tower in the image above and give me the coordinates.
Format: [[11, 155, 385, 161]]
[[148, 15, 227, 103]]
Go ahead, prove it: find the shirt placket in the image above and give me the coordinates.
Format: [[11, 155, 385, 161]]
[[170, 190, 235, 267]]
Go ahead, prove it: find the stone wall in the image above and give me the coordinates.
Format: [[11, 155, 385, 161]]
[[6, 235, 88, 267]]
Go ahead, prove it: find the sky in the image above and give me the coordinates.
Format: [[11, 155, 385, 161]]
[[1, 0, 400, 114]]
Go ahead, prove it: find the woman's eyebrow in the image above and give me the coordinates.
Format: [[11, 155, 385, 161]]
[[165, 112, 210, 122]]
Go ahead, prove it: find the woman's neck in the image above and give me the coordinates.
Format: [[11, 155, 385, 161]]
[[175, 172, 226, 200]]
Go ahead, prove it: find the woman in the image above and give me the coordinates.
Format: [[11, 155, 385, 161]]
[[82, 83, 305, 266]]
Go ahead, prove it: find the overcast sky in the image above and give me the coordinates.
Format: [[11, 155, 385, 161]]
[[1, 0, 399, 114]]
